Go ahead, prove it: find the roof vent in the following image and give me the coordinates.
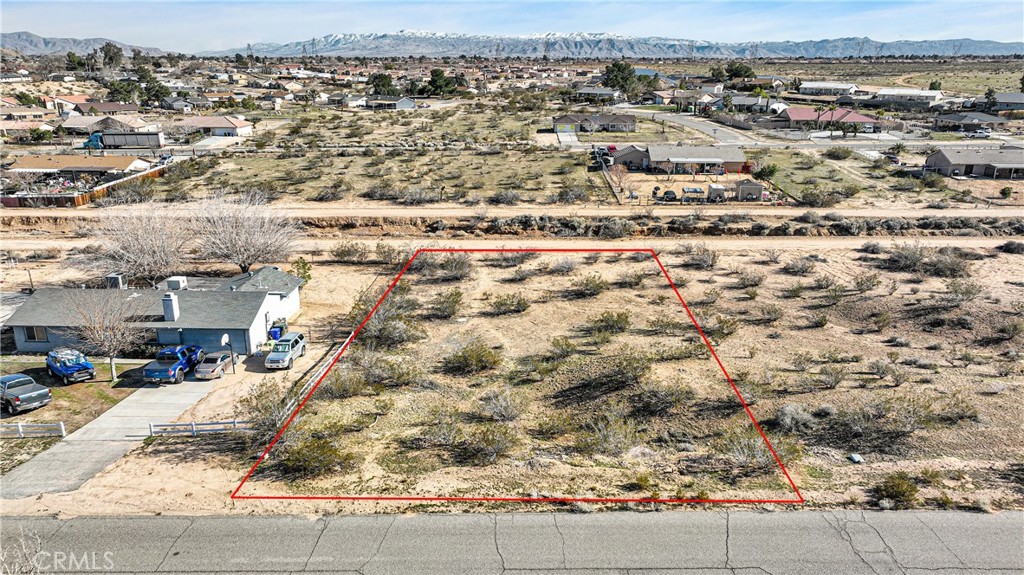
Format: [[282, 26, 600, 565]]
[[166, 276, 188, 290]]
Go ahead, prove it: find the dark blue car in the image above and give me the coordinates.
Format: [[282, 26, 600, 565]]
[[46, 348, 97, 385]]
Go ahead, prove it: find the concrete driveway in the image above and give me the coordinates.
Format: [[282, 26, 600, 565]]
[[1, 377, 217, 499]]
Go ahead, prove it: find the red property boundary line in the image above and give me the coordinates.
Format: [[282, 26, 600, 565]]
[[232, 248, 805, 505]]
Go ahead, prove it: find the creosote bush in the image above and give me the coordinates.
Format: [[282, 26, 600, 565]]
[[549, 336, 578, 359], [429, 288, 464, 319], [278, 436, 359, 478], [443, 339, 503, 374], [331, 240, 370, 263], [875, 472, 918, 509], [570, 273, 610, 298], [464, 423, 517, 465], [588, 311, 631, 334], [490, 292, 531, 315]]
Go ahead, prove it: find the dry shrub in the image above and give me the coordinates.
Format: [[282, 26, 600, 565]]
[[443, 339, 503, 374], [576, 414, 638, 455], [490, 292, 531, 315], [481, 387, 524, 421]]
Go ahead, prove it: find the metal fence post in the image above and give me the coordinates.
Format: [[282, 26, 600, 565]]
[[17, 422, 24, 438], [190, 422, 197, 437], [59, 422, 66, 437], [149, 423, 155, 437]]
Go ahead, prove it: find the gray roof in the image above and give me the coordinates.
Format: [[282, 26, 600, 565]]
[[936, 112, 1004, 124], [216, 266, 303, 294], [5, 288, 268, 331], [930, 147, 1024, 168], [995, 93, 1024, 104], [154, 267, 302, 294], [646, 145, 747, 164], [575, 87, 620, 95]]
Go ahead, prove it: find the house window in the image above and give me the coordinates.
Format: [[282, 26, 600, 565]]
[[24, 326, 48, 342]]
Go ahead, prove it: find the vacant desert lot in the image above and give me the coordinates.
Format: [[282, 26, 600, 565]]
[[234, 242, 1024, 511], [3, 240, 1021, 516]]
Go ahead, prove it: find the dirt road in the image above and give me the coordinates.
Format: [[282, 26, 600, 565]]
[[0, 235, 1012, 253], [3, 203, 1022, 220]]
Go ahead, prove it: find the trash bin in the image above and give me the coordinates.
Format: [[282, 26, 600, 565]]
[[268, 327, 282, 341]]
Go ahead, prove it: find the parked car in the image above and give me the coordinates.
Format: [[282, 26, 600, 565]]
[[1, 374, 51, 414], [194, 352, 235, 380], [143, 345, 205, 384], [46, 348, 96, 385], [966, 131, 991, 139], [265, 332, 306, 370]]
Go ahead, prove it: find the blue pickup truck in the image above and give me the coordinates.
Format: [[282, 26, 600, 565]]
[[46, 348, 97, 385], [142, 345, 205, 384]]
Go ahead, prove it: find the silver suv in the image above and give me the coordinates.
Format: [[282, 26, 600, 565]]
[[264, 332, 306, 370]]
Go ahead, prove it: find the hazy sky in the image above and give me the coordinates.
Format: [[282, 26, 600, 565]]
[[3, 0, 1022, 53]]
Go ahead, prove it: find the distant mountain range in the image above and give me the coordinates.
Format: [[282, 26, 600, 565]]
[[4, 30, 1022, 59], [0, 31, 165, 56]]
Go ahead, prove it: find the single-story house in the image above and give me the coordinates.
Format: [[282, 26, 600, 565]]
[[5, 155, 152, 176], [552, 114, 636, 133], [872, 88, 943, 104], [798, 82, 858, 96], [925, 147, 1024, 179], [175, 115, 254, 137], [778, 107, 877, 130], [0, 73, 32, 83], [366, 96, 416, 110], [737, 77, 786, 92], [710, 95, 788, 114], [53, 94, 94, 114], [48, 73, 76, 82], [990, 93, 1024, 112], [326, 92, 348, 105], [3, 107, 58, 121], [573, 86, 623, 102], [6, 267, 303, 355], [612, 145, 748, 174], [933, 112, 1008, 131], [58, 115, 151, 135], [73, 102, 140, 116], [0, 120, 54, 137]]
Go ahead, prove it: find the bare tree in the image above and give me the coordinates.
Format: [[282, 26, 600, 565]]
[[607, 163, 632, 197], [59, 290, 150, 381], [73, 203, 195, 286], [198, 191, 298, 273]]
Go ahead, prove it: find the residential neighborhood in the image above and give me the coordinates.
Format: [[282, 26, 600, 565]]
[[0, 11, 1022, 573]]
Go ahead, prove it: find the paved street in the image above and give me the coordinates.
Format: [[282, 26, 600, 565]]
[[0, 379, 216, 499], [1, 511, 1021, 574]]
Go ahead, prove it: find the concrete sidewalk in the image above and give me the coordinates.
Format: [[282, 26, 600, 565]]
[[1, 511, 1021, 573], [0, 380, 215, 499]]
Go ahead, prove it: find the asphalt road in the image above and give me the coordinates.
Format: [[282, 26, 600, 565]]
[[1, 511, 1021, 574]]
